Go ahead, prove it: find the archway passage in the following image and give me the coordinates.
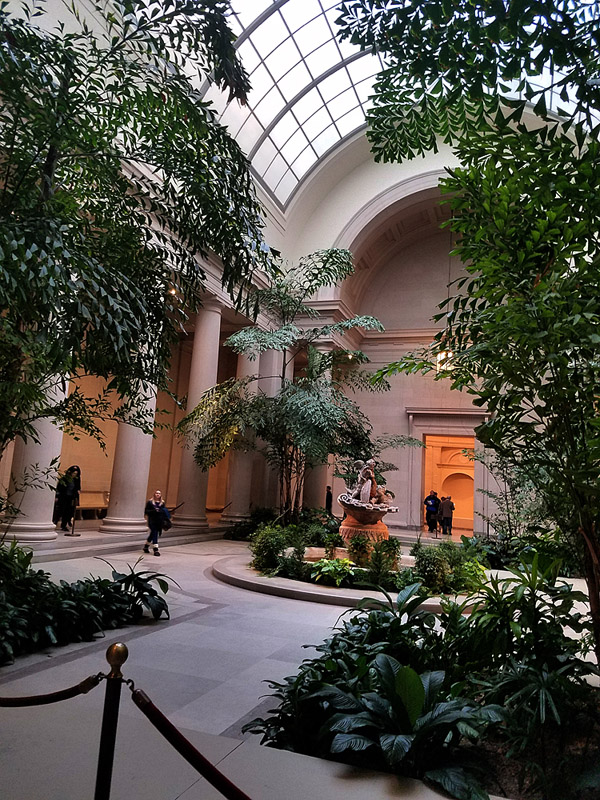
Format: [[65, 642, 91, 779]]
[[423, 434, 475, 533]]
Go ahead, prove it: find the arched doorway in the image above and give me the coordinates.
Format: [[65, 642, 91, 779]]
[[423, 434, 474, 532]]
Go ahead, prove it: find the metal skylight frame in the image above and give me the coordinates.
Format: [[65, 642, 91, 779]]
[[202, 0, 382, 210]]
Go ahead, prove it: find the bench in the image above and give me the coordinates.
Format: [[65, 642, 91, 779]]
[[74, 491, 110, 520]]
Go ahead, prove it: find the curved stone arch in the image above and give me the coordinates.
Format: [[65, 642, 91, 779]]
[[333, 169, 448, 253], [328, 169, 450, 309]]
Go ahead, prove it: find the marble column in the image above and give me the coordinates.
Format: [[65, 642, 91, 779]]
[[221, 353, 257, 523], [256, 348, 284, 509], [174, 300, 222, 530], [4, 385, 67, 542], [302, 464, 331, 510], [100, 390, 158, 534], [302, 342, 331, 510]]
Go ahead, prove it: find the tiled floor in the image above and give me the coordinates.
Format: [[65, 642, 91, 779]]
[[0, 540, 345, 799]]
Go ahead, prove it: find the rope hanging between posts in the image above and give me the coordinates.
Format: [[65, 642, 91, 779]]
[[128, 685, 252, 800], [0, 673, 103, 707]]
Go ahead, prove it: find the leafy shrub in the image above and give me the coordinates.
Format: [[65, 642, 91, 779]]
[[366, 539, 401, 587], [346, 534, 372, 566], [277, 528, 311, 581], [322, 531, 344, 558], [323, 655, 503, 798], [0, 543, 174, 665], [249, 524, 290, 572], [98, 558, 177, 621], [244, 574, 597, 798], [298, 506, 341, 535], [223, 507, 278, 540], [310, 558, 357, 587], [412, 544, 453, 593]]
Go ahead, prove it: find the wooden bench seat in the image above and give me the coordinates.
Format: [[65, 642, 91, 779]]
[[75, 490, 110, 520]]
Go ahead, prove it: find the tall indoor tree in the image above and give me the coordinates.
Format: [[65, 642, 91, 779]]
[[178, 248, 395, 524], [0, 0, 269, 457], [335, 0, 600, 660]]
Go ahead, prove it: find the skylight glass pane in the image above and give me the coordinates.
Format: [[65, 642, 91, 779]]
[[292, 87, 323, 123], [335, 106, 365, 137], [280, 0, 323, 33], [270, 111, 302, 149], [220, 102, 251, 138], [253, 138, 279, 174], [336, 36, 361, 60], [277, 61, 313, 101], [273, 170, 298, 203], [232, 0, 272, 29], [263, 153, 288, 185], [202, 83, 229, 115], [280, 128, 310, 163], [249, 12, 289, 58], [291, 146, 318, 177], [265, 39, 301, 81], [254, 86, 287, 123], [304, 40, 340, 76], [302, 106, 332, 139], [354, 74, 377, 105], [246, 63, 274, 106], [346, 55, 378, 84], [312, 124, 339, 156], [326, 86, 358, 119], [237, 40, 262, 75], [293, 16, 332, 54], [235, 114, 266, 156], [318, 69, 352, 102]]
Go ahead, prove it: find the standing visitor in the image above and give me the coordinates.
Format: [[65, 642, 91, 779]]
[[325, 485, 333, 514], [423, 490, 440, 533], [440, 495, 455, 537], [143, 489, 171, 557], [55, 465, 82, 535]]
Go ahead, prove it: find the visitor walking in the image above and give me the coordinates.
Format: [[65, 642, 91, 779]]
[[440, 495, 455, 536], [54, 465, 82, 535], [143, 489, 171, 557], [423, 490, 440, 533]]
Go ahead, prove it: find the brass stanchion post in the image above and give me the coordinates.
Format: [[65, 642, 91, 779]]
[[94, 643, 128, 800]]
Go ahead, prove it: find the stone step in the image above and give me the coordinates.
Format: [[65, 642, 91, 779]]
[[30, 529, 228, 563]]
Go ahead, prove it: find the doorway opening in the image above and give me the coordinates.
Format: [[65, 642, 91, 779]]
[[423, 434, 474, 532]]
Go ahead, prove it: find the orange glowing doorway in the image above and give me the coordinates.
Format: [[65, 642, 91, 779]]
[[423, 434, 475, 532]]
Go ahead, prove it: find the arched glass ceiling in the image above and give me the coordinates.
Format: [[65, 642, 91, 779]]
[[202, 0, 383, 209], [202, 1, 600, 211]]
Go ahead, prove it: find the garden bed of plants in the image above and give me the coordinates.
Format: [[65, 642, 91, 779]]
[[243, 571, 599, 800], [229, 509, 599, 800], [244, 509, 488, 597], [0, 541, 173, 666]]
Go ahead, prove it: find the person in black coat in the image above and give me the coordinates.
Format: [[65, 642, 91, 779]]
[[55, 465, 81, 535], [143, 489, 171, 556], [423, 490, 440, 533]]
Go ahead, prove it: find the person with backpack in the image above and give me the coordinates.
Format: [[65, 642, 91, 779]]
[[143, 489, 171, 556]]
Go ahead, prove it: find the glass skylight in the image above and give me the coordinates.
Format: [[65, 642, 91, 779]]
[[203, 0, 383, 208], [202, 1, 599, 210]]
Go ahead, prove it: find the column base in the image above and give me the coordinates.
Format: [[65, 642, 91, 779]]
[[1, 520, 58, 542], [220, 511, 251, 525], [172, 514, 209, 531], [100, 517, 149, 535]]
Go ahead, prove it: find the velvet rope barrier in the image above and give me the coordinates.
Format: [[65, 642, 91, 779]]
[[129, 686, 253, 800], [0, 673, 103, 707]]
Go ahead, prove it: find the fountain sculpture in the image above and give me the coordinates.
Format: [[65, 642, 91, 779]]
[[337, 459, 398, 544]]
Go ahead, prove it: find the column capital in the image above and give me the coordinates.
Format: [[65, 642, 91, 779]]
[[199, 296, 223, 314]]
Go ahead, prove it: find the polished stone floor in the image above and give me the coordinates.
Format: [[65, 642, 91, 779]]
[[0, 540, 347, 800]]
